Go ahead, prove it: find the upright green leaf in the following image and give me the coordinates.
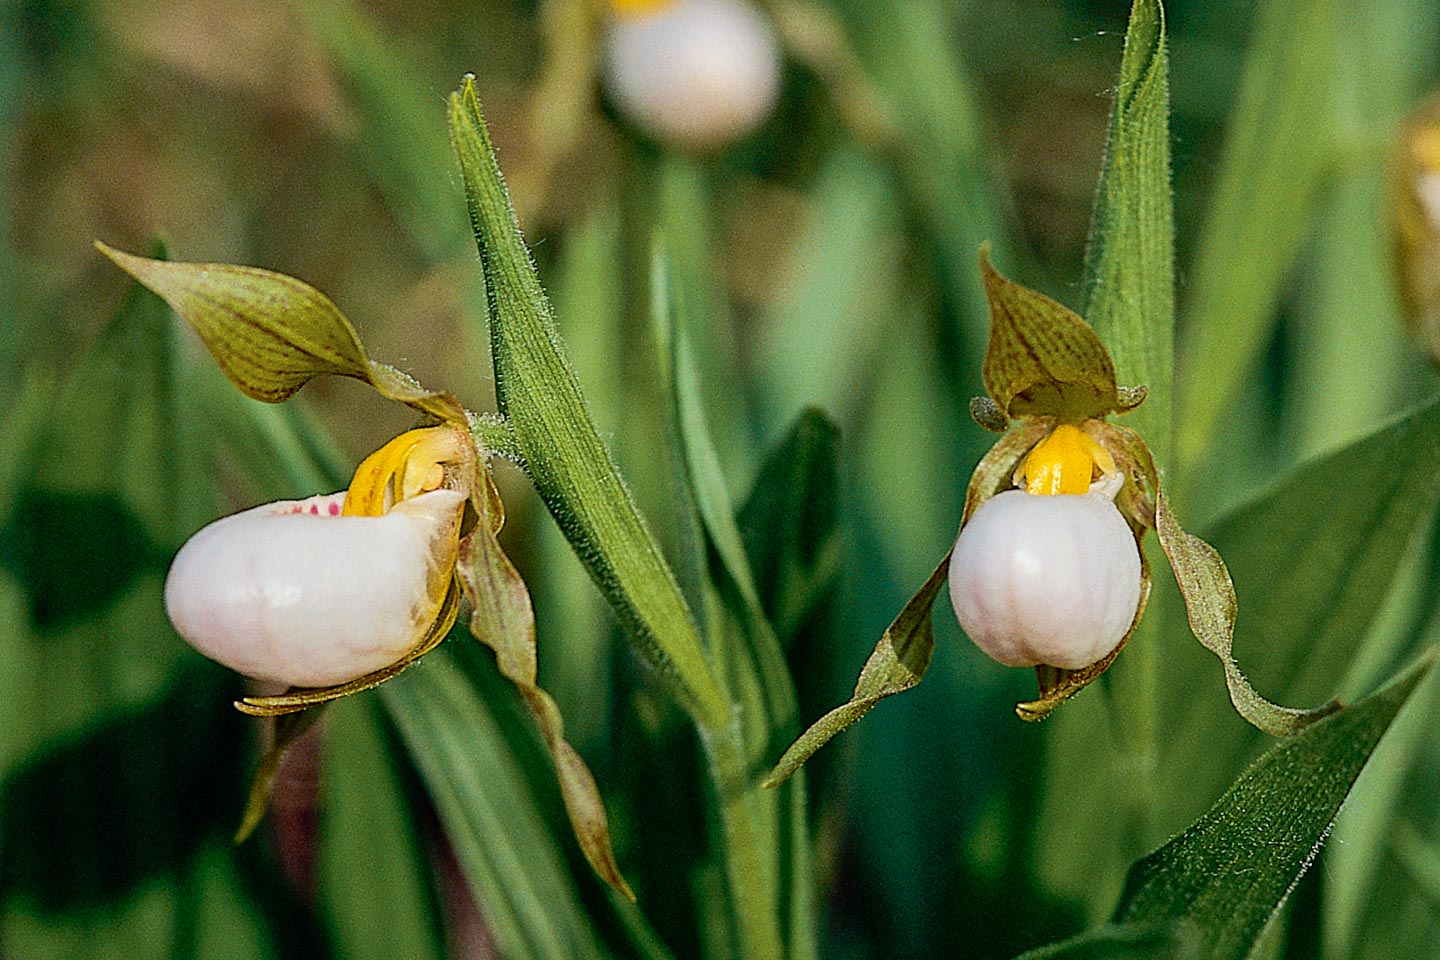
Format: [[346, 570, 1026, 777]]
[[1081, 0, 1174, 459], [447, 76, 727, 727], [654, 249, 815, 960], [736, 410, 841, 646], [381, 647, 614, 960], [317, 697, 445, 960], [1174, 0, 1338, 466]]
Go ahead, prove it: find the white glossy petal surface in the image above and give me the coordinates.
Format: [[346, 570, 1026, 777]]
[[948, 489, 1141, 670], [604, 0, 781, 151], [164, 489, 465, 687]]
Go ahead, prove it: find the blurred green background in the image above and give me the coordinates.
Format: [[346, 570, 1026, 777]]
[[4, 0, 1440, 957]]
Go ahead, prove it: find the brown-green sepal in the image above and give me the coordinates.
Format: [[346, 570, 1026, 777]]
[[762, 555, 945, 788], [95, 243, 466, 425], [978, 245, 1122, 423]]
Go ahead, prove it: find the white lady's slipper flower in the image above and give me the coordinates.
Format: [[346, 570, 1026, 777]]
[[164, 428, 469, 688], [603, 0, 782, 151], [948, 424, 1142, 670]]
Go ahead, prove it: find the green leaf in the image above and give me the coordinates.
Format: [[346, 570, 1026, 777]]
[[1202, 398, 1440, 704], [318, 696, 446, 960], [297, 0, 469, 265], [0, 488, 159, 629], [1161, 398, 1440, 814], [381, 646, 615, 960], [446, 76, 728, 726], [1174, 0, 1337, 466], [736, 409, 841, 646], [1015, 922, 1195, 960], [455, 465, 633, 901], [94, 243, 466, 424], [1081, 0, 1174, 461], [814, 0, 1009, 355], [653, 247, 814, 960], [978, 246, 1122, 423], [752, 148, 901, 430], [0, 667, 247, 914], [1101, 656, 1433, 958]]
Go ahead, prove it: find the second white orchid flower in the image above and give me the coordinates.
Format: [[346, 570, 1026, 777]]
[[165, 426, 470, 691]]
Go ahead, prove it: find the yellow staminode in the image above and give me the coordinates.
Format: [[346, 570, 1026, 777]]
[[344, 426, 470, 517], [609, 0, 678, 18], [1021, 424, 1115, 496]]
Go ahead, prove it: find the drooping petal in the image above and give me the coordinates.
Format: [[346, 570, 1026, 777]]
[[165, 489, 465, 687]]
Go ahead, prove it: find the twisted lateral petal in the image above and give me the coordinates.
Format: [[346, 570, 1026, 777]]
[[949, 488, 1141, 670], [603, 0, 781, 151], [165, 489, 465, 687]]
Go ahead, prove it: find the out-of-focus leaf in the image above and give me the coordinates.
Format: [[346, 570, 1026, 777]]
[[0, 667, 246, 914], [298, 0, 469, 264], [447, 76, 728, 726], [654, 248, 813, 959], [753, 148, 899, 430], [817, 0, 1009, 356], [1174, 0, 1337, 466], [737, 409, 841, 646], [0, 488, 158, 628], [94, 244, 466, 424], [1, 247, 204, 762], [456, 463, 633, 901], [1156, 490, 1339, 737], [978, 246, 1121, 423], [1099, 657, 1432, 959], [318, 696, 446, 960], [381, 646, 614, 960]]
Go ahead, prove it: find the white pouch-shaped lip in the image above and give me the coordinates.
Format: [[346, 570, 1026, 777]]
[[164, 488, 465, 687], [948, 485, 1142, 670], [603, 0, 782, 151]]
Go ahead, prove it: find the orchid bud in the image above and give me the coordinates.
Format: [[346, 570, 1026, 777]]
[[1391, 93, 1440, 362], [603, 0, 782, 151], [164, 488, 466, 687], [948, 425, 1142, 670]]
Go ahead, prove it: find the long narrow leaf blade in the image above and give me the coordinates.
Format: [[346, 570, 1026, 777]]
[[1110, 656, 1433, 957], [1174, 0, 1338, 465], [1082, 0, 1174, 458], [447, 76, 727, 725]]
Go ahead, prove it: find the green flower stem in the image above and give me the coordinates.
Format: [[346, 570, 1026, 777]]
[[468, 412, 524, 467], [698, 723, 785, 960]]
